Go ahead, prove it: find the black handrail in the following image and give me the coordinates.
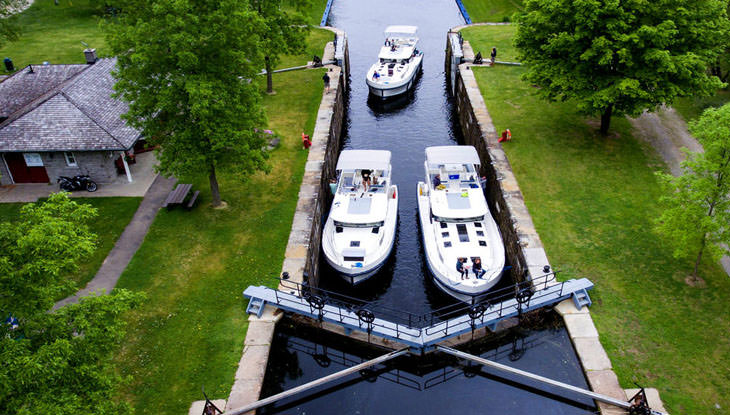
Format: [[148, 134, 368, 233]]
[[270, 271, 563, 333]]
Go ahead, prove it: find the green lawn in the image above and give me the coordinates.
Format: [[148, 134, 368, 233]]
[[673, 90, 730, 123], [0, 197, 141, 297], [284, 0, 329, 26], [461, 0, 523, 23], [466, 25, 730, 415], [111, 36, 328, 415], [275, 28, 333, 70], [0, 0, 107, 72]]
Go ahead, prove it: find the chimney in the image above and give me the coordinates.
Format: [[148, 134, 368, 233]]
[[84, 48, 97, 64]]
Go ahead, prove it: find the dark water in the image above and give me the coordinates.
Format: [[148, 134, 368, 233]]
[[318, 0, 484, 314], [257, 4, 597, 414], [260, 314, 596, 415]]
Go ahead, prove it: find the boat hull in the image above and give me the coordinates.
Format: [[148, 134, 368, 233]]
[[322, 185, 399, 285], [366, 58, 422, 99], [416, 182, 504, 303]]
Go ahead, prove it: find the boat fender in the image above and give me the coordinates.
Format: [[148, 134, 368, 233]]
[[392, 187, 396, 199]]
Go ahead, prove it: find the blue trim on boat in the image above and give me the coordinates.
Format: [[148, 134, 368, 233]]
[[454, 0, 472, 24], [320, 0, 335, 27]]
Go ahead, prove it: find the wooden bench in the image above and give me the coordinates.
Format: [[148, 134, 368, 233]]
[[162, 183, 192, 209]]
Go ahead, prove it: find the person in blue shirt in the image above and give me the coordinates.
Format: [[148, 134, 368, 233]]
[[472, 257, 486, 279], [456, 257, 467, 280]]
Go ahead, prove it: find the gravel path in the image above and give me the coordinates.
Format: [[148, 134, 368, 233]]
[[629, 106, 730, 277]]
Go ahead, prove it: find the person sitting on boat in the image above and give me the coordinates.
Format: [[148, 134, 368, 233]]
[[361, 169, 372, 191], [372, 71, 381, 81], [385, 38, 391, 46], [472, 257, 486, 279], [391, 44, 397, 52], [456, 257, 468, 280], [432, 174, 441, 188]]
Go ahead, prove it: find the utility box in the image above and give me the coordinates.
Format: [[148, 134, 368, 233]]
[[4, 57, 14, 72], [84, 48, 97, 64]]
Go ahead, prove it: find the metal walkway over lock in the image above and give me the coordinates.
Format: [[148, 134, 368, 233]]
[[244, 273, 594, 352]]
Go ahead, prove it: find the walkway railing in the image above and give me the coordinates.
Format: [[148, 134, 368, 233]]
[[245, 271, 593, 350]]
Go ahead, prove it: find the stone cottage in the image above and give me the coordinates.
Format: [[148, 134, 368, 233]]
[[0, 56, 141, 185]]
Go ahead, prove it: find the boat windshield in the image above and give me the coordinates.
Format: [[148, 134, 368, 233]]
[[433, 215, 484, 223], [334, 220, 385, 228]]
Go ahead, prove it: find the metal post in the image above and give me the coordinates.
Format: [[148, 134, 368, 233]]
[[436, 346, 640, 412], [222, 348, 409, 415], [120, 151, 133, 182]]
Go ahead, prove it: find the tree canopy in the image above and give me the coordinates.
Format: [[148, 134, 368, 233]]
[[252, 0, 309, 93], [515, 0, 730, 134], [655, 103, 730, 281], [0, 193, 143, 415], [107, 0, 270, 206]]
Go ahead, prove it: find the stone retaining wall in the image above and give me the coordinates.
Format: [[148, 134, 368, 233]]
[[447, 28, 647, 414], [223, 31, 348, 414]]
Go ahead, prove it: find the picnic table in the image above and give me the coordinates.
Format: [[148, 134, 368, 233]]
[[162, 183, 199, 210]]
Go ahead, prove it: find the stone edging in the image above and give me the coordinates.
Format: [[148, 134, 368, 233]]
[[222, 33, 346, 414], [451, 26, 667, 414]]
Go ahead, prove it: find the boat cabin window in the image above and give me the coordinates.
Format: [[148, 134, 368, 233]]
[[334, 220, 385, 228], [433, 215, 485, 223]]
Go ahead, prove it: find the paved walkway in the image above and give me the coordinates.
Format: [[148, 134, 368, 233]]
[[629, 106, 730, 277], [54, 174, 177, 309]]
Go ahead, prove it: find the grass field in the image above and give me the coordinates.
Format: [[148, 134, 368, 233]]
[[461, 0, 523, 23], [0, 196, 141, 297], [673, 90, 730, 123], [111, 32, 329, 415], [465, 25, 730, 415], [0, 0, 107, 71]]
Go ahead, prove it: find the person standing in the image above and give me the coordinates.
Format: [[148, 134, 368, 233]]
[[490, 47, 497, 65], [322, 70, 331, 93]]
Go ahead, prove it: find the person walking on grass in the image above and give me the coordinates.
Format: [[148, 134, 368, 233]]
[[490, 47, 497, 65]]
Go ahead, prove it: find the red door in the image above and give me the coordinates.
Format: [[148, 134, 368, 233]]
[[3, 153, 50, 183]]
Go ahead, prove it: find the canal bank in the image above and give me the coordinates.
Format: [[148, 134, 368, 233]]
[[445, 26, 667, 414], [221, 28, 350, 414]]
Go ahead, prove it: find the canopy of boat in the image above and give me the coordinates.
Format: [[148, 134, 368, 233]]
[[384, 25, 418, 36], [425, 146, 481, 167], [336, 150, 392, 171]]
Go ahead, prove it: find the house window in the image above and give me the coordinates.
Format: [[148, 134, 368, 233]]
[[64, 152, 77, 167], [23, 153, 43, 166]]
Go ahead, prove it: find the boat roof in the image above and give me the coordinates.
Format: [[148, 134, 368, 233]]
[[384, 25, 418, 36], [378, 46, 415, 60], [336, 150, 392, 170], [425, 146, 481, 166]]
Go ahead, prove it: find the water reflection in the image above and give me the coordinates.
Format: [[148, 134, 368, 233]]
[[317, 0, 479, 315], [261, 313, 596, 415]]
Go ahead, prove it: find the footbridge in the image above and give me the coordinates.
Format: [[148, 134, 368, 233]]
[[244, 272, 593, 352]]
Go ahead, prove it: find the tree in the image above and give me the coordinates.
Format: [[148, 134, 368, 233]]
[[0, 193, 143, 414], [711, 1, 730, 83], [0, 192, 97, 315], [107, 0, 270, 207], [251, 0, 309, 94], [0, 0, 26, 48], [655, 103, 730, 282], [515, 0, 729, 134]]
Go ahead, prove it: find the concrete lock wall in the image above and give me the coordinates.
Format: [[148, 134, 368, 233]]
[[444, 28, 655, 414], [224, 32, 349, 414]]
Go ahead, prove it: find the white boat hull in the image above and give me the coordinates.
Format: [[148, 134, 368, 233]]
[[366, 56, 422, 99], [417, 182, 504, 303], [322, 185, 399, 285]]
